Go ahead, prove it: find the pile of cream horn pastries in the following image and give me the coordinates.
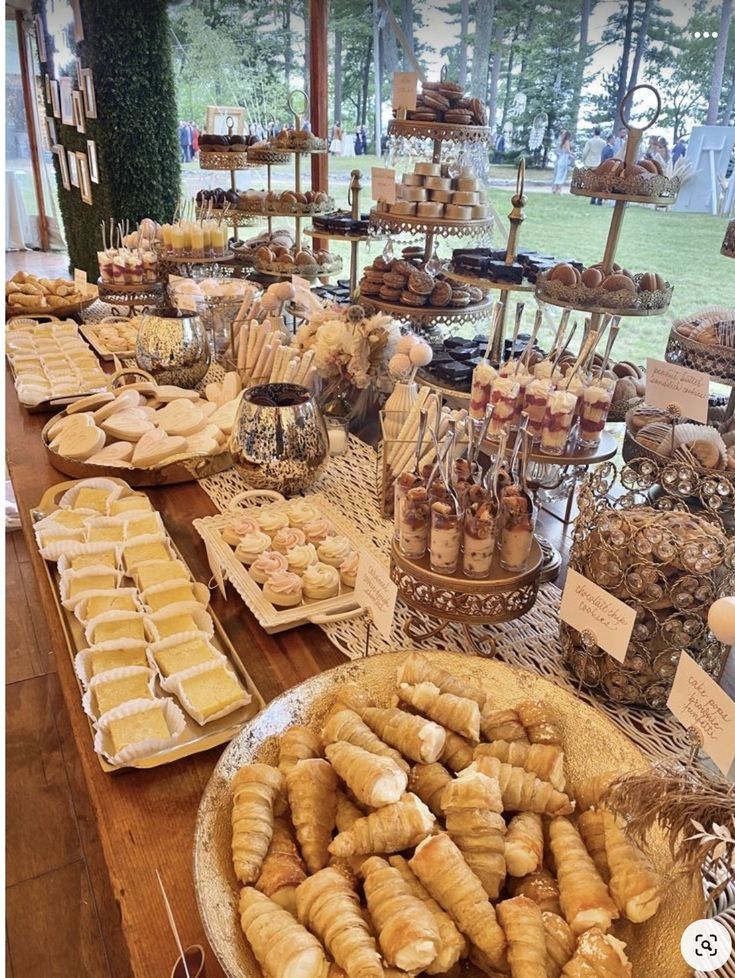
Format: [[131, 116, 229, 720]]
[[231, 652, 662, 978], [220, 498, 360, 607]]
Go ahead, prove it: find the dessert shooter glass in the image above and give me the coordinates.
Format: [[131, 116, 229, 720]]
[[499, 485, 536, 573], [524, 378, 554, 442], [399, 486, 430, 559], [463, 490, 498, 578], [98, 251, 114, 283], [510, 369, 533, 429], [540, 390, 578, 456], [578, 382, 613, 448], [469, 362, 496, 420], [394, 472, 421, 541], [430, 500, 463, 575], [487, 376, 520, 438]]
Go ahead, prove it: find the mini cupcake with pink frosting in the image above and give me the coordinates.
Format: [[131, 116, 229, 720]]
[[263, 570, 303, 608], [303, 518, 335, 546], [221, 514, 260, 547], [271, 527, 306, 554], [249, 550, 288, 585], [339, 550, 360, 589]]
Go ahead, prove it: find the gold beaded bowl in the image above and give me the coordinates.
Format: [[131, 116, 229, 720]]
[[193, 651, 703, 978]]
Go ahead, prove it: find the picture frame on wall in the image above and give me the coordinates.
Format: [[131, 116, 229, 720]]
[[81, 69, 97, 120], [76, 58, 83, 89], [68, 150, 79, 188], [34, 15, 46, 63], [71, 0, 84, 42], [59, 77, 74, 127], [77, 153, 92, 205], [46, 117, 57, 146], [53, 145, 70, 191], [87, 140, 99, 183], [72, 91, 86, 134], [50, 80, 60, 119]]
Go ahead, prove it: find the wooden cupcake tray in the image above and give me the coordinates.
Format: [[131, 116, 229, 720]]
[[32, 478, 264, 773], [193, 490, 370, 634]]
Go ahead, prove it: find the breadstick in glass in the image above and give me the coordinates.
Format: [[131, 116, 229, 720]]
[[396, 652, 488, 707], [603, 811, 661, 922], [480, 707, 529, 743], [475, 739, 565, 791], [440, 769, 506, 899], [560, 927, 632, 978], [325, 741, 407, 808], [239, 887, 329, 978], [470, 755, 573, 815], [388, 855, 468, 974], [232, 763, 285, 884], [361, 706, 446, 763], [515, 700, 564, 746], [573, 771, 617, 812], [496, 896, 547, 978], [361, 856, 441, 973], [577, 809, 610, 882], [286, 758, 338, 873], [322, 708, 409, 773], [255, 817, 307, 912], [279, 725, 323, 776], [397, 682, 481, 741], [296, 867, 383, 978], [329, 792, 434, 857], [542, 912, 575, 978], [440, 731, 475, 772], [548, 816, 618, 934], [409, 832, 507, 974], [409, 762, 452, 817], [505, 812, 544, 877], [507, 869, 562, 915]]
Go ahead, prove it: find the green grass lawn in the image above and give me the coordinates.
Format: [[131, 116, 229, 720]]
[[184, 156, 732, 366]]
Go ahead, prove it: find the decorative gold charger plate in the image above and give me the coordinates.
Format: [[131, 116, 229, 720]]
[[369, 210, 494, 239], [193, 650, 703, 978], [388, 118, 492, 144]]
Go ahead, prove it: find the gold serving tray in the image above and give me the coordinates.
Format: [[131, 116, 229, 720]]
[[193, 651, 703, 978], [32, 478, 264, 773], [369, 210, 494, 239], [5, 282, 98, 321], [388, 118, 492, 144]]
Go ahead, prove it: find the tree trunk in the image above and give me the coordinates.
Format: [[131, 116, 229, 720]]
[[458, 0, 469, 88], [333, 29, 342, 126], [284, 3, 292, 91], [470, 0, 495, 98], [361, 35, 373, 126], [488, 45, 501, 130], [626, 0, 654, 96], [614, 0, 635, 125], [401, 0, 414, 69], [500, 30, 517, 130], [707, 0, 733, 123], [722, 62, 735, 125], [568, 0, 591, 137]]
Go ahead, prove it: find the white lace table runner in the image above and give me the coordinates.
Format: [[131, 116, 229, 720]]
[[200, 436, 696, 766]]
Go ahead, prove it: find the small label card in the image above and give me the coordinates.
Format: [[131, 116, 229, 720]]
[[371, 166, 397, 204], [392, 71, 418, 110], [354, 549, 398, 642], [559, 568, 636, 663], [291, 274, 312, 292], [645, 357, 709, 423], [74, 267, 87, 287], [667, 651, 735, 776]]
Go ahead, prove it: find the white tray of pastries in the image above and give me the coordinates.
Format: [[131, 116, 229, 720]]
[[80, 316, 141, 360], [32, 477, 264, 772], [193, 490, 372, 633], [193, 650, 702, 978]]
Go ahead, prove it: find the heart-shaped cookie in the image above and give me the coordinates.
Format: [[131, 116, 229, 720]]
[[93, 388, 142, 423], [48, 412, 96, 445], [205, 382, 224, 406], [221, 371, 242, 402], [154, 399, 207, 437], [209, 394, 242, 435], [132, 428, 187, 467], [87, 442, 135, 467], [185, 430, 221, 456], [153, 385, 200, 402], [56, 423, 106, 461], [101, 409, 155, 442], [67, 391, 115, 414]]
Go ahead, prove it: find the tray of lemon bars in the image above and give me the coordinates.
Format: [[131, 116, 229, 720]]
[[193, 489, 375, 634], [32, 476, 264, 772]]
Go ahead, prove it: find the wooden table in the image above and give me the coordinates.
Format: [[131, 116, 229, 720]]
[[5, 371, 349, 978]]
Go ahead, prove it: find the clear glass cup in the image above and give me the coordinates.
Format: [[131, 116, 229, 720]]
[[499, 486, 536, 572], [394, 472, 421, 541], [325, 416, 349, 456], [469, 361, 496, 420], [578, 383, 613, 448], [463, 491, 498, 578], [430, 500, 463, 574], [487, 376, 520, 438], [540, 390, 578, 456], [524, 378, 554, 442], [399, 486, 430, 559]]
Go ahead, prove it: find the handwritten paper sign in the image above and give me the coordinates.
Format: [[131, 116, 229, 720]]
[[371, 167, 397, 205], [559, 568, 636, 663], [74, 267, 87, 287], [645, 358, 709, 424], [354, 549, 398, 642], [667, 652, 735, 776], [291, 274, 312, 292], [392, 72, 418, 110]]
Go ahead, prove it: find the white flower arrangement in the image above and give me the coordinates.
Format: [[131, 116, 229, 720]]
[[294, 303, 401, 393]]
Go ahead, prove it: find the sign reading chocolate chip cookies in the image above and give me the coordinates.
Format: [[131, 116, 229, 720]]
[[559, 569, 636, 663], [392, 72, 418, 111], [371, 167, 397, 205], [645, 358, 709, 424]]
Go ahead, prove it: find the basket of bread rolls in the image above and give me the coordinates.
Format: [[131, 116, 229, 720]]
[[6, 272, 98, 318]]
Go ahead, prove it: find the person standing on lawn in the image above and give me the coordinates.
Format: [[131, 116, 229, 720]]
[[672, 135, 687, 164], [581, 127, 606, 204], [601, 134, 615, 163], [552, 130, 574, 193]]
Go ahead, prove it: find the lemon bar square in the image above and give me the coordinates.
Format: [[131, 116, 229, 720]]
[[108, 705, 171, 755], [86, 593, 138, 619], [110, 495, 152, 515], [126, 514, 160, 538], [94, 674, 153, 716], [73, 487, 112, 513], [70, 550, 117, 571], [155, 614, 199, 640], [92, 617, 146, 645], [135, 560, 188, 591], [145, 583, 197, 612], [90, 646, 148, 676], [124, 542, 170, 571], [87, 524, 126, 544], [68, 573, 117, 598], [179, 667, 245, 721], [153, 638, 219, 678]]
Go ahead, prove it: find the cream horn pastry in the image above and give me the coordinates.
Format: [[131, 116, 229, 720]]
[[324, 741, 407, 808], [278, 726, 323, 775], [239, 887, 328, 978]]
